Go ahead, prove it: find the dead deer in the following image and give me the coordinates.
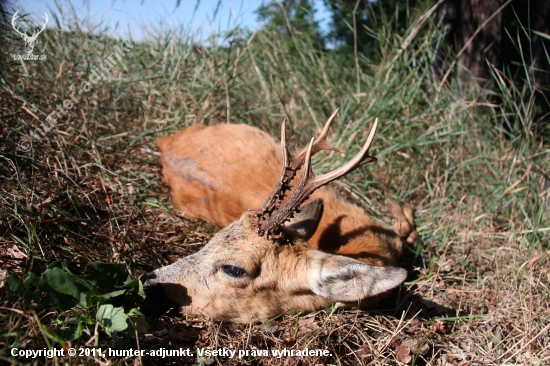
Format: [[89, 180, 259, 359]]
[[144, 110, 416, 322]]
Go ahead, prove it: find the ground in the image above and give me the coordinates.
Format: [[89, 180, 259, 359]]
[[1, 6, 549, 365]]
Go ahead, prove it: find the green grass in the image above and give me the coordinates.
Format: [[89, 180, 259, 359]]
[[1, 1, 549, 365]]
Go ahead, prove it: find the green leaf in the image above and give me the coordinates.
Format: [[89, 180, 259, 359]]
[[122, 278, 146, 300], [23, 272, 39, 290], [84, 262, 130, 292], [128, 308, 149, 333], [97, 304, 128, 336], [10, 272, 41, 304], [94, 289, 128, 300], [136, 274, 147, 297], [46, 261, 63, 270], [72, 321, 83, 341], [72, 275, 95, 290], [41, 325, 67, 346], [79, 292, 89, 309], [43, 290, 79, 310], [39, 267, 82, 299], [7, 274, 23, 294]]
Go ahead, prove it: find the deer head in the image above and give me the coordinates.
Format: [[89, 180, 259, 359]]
[[11, 11, 49, 54], [144, 112, 407, 322]]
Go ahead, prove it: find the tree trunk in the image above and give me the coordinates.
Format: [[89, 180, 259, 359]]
[[531, 0, 550, 132], [458, 0, 504, 82]]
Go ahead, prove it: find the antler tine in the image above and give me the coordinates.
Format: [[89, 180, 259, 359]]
[[11, 11, 26, 37], [317, 117, 378, 176], [256, 118, 292, 219], [255, 110, 343, 224], [290, 108, 343, 171], [260, 119, 379, 238], [30, 14, 48, 40], [39, 14, 49, 33]]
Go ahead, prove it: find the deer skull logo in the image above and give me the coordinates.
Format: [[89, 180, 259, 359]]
[[11, 11, 49, 55]]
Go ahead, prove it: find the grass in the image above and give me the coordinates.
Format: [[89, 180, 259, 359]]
[[1, 1, 549, 365]]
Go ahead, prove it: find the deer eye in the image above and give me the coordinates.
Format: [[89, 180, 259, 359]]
[[220, 265, 247, 278]]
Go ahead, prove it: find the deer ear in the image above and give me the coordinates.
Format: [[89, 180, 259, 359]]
[[309, 258, 407, 302], [282, 198, 324, 241]]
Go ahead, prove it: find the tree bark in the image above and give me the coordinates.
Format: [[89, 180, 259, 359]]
[[531, 0, 550, 130], [458, 0, 504, 82]]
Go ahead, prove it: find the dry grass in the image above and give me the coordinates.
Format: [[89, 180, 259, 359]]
[[1, 3, 549, 365]]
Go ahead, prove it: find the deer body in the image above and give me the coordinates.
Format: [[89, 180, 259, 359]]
[[156, 124, 281, 229], [156, 123, 415, 266], [145, 112, 416, 322]]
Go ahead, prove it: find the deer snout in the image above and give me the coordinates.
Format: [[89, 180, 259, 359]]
[[142, 271, 160, 290], [142, 271, 191, 315]]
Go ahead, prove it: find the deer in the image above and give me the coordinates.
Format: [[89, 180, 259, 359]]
[[11, 11, 49, 54], [144, 110, 417, 323]]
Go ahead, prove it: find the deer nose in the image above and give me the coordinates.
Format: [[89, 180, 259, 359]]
[[142, 271, 171, 315], [142, 271, 190, 316], [143, 271, 157, 287]]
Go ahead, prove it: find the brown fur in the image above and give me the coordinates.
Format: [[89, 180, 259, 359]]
[[145, 214, 407, 322], [156, 123, 416, 266], [145, 122, 416, 322], [157, 125, 280, 226]]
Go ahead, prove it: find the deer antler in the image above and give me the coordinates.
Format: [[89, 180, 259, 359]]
[[255, 110, 379, 239], [32, 14, 49, 40], [11, 12, 48, 40], [11, 11, 27, 39], [254, 109, 343, 232]]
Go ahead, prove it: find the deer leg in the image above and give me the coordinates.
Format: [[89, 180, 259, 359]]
[[387, 201, 418, 244]]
